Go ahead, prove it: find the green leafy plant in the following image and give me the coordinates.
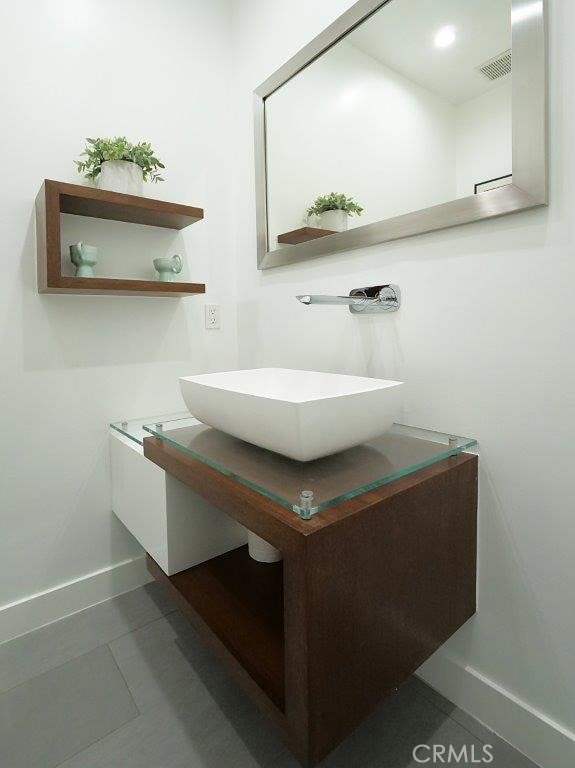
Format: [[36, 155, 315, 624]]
[[306, 192, 363, 217], [75, 137, 165, 183]]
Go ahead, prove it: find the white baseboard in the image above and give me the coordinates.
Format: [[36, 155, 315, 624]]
[[0, 556, 152, 645], [417, 650, 575, 768]]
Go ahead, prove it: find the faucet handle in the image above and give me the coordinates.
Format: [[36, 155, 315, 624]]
[[350, 284, 401, 314]]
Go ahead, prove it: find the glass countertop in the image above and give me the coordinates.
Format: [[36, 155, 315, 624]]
[[136, 416, 477, 519], [110, 413, 190, 446]]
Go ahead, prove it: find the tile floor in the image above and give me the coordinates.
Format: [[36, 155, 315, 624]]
[[0, 583, 540, 768]]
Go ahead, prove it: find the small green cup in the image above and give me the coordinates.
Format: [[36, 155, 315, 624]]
[[153, 254, 182, 282], [70, 242, 98, 278]]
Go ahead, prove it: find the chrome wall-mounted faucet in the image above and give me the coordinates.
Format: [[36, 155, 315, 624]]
[[296, 284, 401, 315]]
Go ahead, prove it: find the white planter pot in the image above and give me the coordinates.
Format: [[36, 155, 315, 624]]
[[97, 160, 144, 196], [317, 209, 348, 232]]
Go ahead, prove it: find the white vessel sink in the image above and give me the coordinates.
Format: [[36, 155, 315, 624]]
[[179, 368, 403, 462]]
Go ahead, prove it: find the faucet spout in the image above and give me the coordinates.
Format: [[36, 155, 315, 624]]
[[295, 285, 401, 314], [296, 294, 369, 307]]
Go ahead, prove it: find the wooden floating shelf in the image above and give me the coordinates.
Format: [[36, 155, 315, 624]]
[[277, 226, 336, 245], [35, 179, 205, 296], [41, 277, 206, 297], [48, 179, 203, 229]]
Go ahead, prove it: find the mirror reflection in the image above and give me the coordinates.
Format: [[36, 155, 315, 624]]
[[265, 0, 512, 250]]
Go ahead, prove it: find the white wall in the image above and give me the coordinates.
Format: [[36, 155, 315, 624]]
[[266, 41, 456, 241], [0, 0, 237, 637], [456, 78, 512, 197], [231, 2, 575, 767]]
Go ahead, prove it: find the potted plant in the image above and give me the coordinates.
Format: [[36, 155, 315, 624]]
[[306, 192, 364, 232], [75, 137, 165, 195]]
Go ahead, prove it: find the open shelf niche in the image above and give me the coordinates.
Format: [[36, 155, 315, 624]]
[[148, 546, 285, 711], [35, 179, 206, 296]]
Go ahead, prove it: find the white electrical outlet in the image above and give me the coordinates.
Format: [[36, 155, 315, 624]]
[[204, 304, 220, 329]]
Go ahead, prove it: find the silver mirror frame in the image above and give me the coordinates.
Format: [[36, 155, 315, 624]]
[[255, 0, 547, 270]]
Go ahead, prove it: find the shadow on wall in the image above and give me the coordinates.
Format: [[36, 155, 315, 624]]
[[236, 297, 260, 369], [16, 211, 196, 370], [36, 430, 143, 592], [420, 456, 574, 723], [349, 313, 403, 380]]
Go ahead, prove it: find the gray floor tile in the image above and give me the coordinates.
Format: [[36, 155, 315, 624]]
[[100, 618, 514, 768], [320, 683, 466, 768], [0, 645, 138, 768], [58, 647, 541, 768], [404, 716, 491, 768], [0, 582, 175, 694], [2, 588, 541, 768], [404, 715, 539, 768], [108, 611, 289, 765], [109, 612, 211, 712], [57, 685, 286, 768], [109, 614, 541, 768], [110, 611, 249, 714], [410, 677, 540, 768], [409, 675, 456, 714], [440, 706, 539, 767], [486, 739, 541, 768]]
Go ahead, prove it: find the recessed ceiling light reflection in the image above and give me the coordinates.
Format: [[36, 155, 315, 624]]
[[434, 25, 456, 49], [338, 84, 364, 109]]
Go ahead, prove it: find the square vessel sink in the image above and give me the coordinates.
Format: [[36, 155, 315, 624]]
[[179, 368, 403, 462]]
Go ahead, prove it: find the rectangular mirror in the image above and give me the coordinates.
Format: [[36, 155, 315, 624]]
[[255, 0, 546, 269]]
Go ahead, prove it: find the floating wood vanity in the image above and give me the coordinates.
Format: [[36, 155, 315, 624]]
[[124, 418, 478, 766]]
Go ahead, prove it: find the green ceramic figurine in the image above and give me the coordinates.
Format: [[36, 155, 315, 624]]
[[153, 254, 182, 282], [70, 242, 98, 278]]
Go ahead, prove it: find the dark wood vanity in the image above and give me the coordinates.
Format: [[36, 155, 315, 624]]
[[144, 435, 477, 766]]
